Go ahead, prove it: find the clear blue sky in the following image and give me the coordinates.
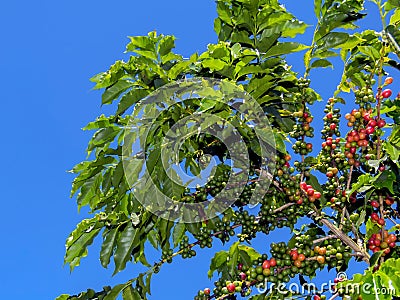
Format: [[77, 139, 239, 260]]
[[0, 1, 392, 299]]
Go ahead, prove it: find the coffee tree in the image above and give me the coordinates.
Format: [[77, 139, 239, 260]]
[[57, 0, 400, 299]]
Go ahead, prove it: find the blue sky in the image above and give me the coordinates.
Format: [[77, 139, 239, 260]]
[[0, 1, 395, 299]]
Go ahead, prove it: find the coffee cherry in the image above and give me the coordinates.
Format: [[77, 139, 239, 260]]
[[270, 258, 277, 267], [377, 119, 386, 128], [382, 89, 392, 98], [384, 77, 393, 85], [226, 283, 236, 293], [239, 272, 247, 280], [371, 213, 379, 222], [204, 288, 210, 295], [371, 200, 379, 208], [262, 260, 271, 269]]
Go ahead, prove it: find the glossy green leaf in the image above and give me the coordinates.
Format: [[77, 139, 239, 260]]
[[358, 45, 380, 60], [385, 0, 400, 11], [366, 219, 380, 240], [372, 170, 395, 193], [390, 9, 400, 25], [103, 284, 127, 300], [64, 218, 102, 271], [347, 174, 372, 200], [201, 58, 227, 71], [102, 80, 133, 105], [126, 35, 155, 52], [314, 0, 322, 18], [264, 42, 309, 58], [208, 250, 228, 278], [228, 242, 239, 276], [383, 141, 400, 162], [370, 251, 383, 267], [113, 224, 138, 275], [310, 59, 333, 69], [122, 285, 141, 300], [172, 222, 186, 248], [87, 127, 121, 152], [316, 32, 349, 52], [117, 89, 149, 115], [100, 227, 119, 268]]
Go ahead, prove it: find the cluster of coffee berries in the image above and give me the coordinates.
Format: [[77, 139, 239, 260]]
[[321, 107, 341, 139], [299, 182, 321, 204], [179, 235, 196, 259], [274, 154, 303, 204], [233, 210, 259, 242], [214, 215, 236, 243], [367, 230, 397, 254], [185, 168, 230, 203], [233, 181, 256, 207], [370, 212, 385, 226], [194, 228, 213, 249], [259, 198, 299, 233], [328, 188, 348, 209], [355, 86, 375, 110], [290, 111, 314, 155], [318, 100, 348, 176], [161, 248, 173, 263], [198, 277, 251, 299]]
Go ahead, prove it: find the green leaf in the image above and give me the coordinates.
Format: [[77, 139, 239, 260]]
[[238, 245, 261, 263], [168, 60, 191, 79], [264, 42, 309, 58], [358, 45, 380, 61], [383, 141, 400, 162], [385, 0, 400, 12], [55, 295, 70, 300], [77, 173, 102, 209], [117, 89, 149, 115], [348, 174, 372, 200], [316, 32, 349, 52], [104, 284, 127, 300], [366, 219, 380, 240], [147, 230, 159, 249], [228, 242, 239, 276], [158, 35, 176, 57], [202, 58, 227, 71], [369, 251, 383, 267], [102, 80, 133, 105], [390, 9, 400, 25], [87, 127, 121, 152], [122, 285, 141, 300], [314, 0, 322, 18], [64, 218, 102, 271], [172, 222, 186, 248], [208, 250, 229, 279], [356, 210, 366, 229], [372, 170, 395, 193], [310, 59, 333, 69], [100, 227, 119, 268], [126, 34, 155, 52], [273, 130, 287, 153], [113, 224, 138, 275]]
